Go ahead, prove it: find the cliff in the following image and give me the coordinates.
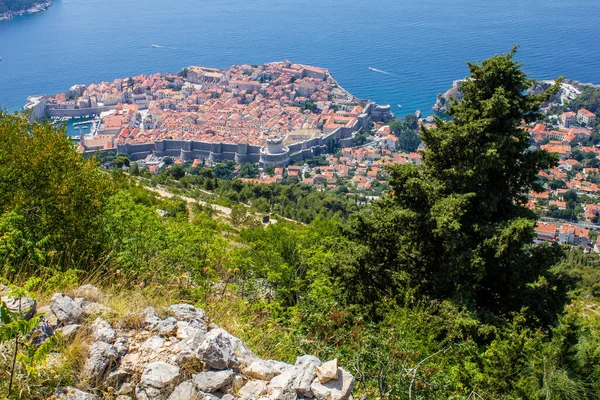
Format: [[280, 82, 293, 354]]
[[1, 284, 354, 400]]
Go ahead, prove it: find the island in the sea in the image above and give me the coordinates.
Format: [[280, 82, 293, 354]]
[[26, 61, 394, 166], [0, 0, 52, 21]]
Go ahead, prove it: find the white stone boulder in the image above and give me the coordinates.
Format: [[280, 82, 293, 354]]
[[55, 386, 100, 400], [268, 367, 299, 400], [155, 317, 178, 336], [197, 328, 257, 370], [167, 303, 206, 322], [50, 293, 82, 325], [82, 341, 119, 384], [167, 380, 199, 400], [91, 318, 117, 343], [57, 324, 81, 342], [244, 359, 291, 381], [136, 362, 182, 400], [143, 307, 162, 330], [316, 359, 338, 384], [311, 367, 354, 400], [192, 369, 235, 393], [293, 355, 321, 397], [239, 380, 268, 400]]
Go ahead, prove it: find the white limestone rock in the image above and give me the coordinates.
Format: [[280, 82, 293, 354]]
[[117, 382, 134, 395], [55, 386, 100, 400], [114, 337, 130, 358], [136, 362, 182, 400], [57, 324, 81, 342], [239, 380, 268, 400], [293, 355, 321, 397], [155, 316, 178, 336], [310, 367, 354, 400], [167, 380, 200, 400], [243, 360, 291, 381], [91, 318, 117, 343], [197, 328, 255, 370], [143, 307, 162, 330], [29, 320, 54, 347], [167, 303, 206, 322], [192, 369, 235, 393], [106, 369, 132, 387], [82, 341, 119, 384], [268, 367, 299, 400], [316, 359, 338, 384], [50, 293, 82, 325]]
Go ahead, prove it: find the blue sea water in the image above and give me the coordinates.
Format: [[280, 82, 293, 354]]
[[1, 0, 600, 116]]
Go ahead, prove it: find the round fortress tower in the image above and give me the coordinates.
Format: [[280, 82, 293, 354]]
[[260, 137, 290, 167]]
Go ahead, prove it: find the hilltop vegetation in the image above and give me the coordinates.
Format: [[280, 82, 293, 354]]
[[2, 49, 600, 399]]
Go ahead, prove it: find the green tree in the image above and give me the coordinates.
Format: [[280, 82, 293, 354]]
[[168, 164, 186, 180], [238, 163, 259, 179], [389, 117, 421, 152], [339, 48, 568, 324], [230, 204, 248, 226], [114, 155, 130, 168], [264, 164, 276, 176], [213, 161, 236, 179], [0, 112, 112, 274], [129, 162, 140, 176]]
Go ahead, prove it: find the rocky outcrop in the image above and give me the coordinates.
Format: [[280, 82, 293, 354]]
[[432, 79, 464, 113], [28, 285, 355, 400]]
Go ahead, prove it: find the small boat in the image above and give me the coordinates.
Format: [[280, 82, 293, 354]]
[[397, 104, 402, 108], [151, 44, 160, 48], [368, 66, 375, 71]]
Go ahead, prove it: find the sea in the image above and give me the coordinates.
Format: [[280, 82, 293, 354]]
[[1, 0, 600, 117]]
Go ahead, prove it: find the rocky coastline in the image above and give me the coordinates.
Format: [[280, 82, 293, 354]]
[[1, 284, 355, 400], [432, 77, 600, 113], [432, 79, 464, 114], [0, 0, 52, 22]]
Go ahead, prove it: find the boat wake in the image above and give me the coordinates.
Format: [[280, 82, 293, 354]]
[[368, 66, 396, 76]]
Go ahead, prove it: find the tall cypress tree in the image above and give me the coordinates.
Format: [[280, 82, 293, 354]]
[[342, 47, 568, 324]]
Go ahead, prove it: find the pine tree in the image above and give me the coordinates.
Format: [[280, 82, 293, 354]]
[[341, 47, 568, 324]]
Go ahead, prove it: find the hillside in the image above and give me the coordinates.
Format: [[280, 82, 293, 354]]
[[2, 49, 600, 399]]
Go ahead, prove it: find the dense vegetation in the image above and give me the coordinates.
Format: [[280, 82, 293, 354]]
[[2, 49, 600, 399], [0, 0, 45, 14]]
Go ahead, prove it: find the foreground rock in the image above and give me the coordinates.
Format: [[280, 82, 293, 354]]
[[39, 285, 355, 399], [50, 293, 82, 325], [55, 386, 99, 400], [82, 341, 119, 384], [1, 294, 37, 320], [136, 362, 183, 400]]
